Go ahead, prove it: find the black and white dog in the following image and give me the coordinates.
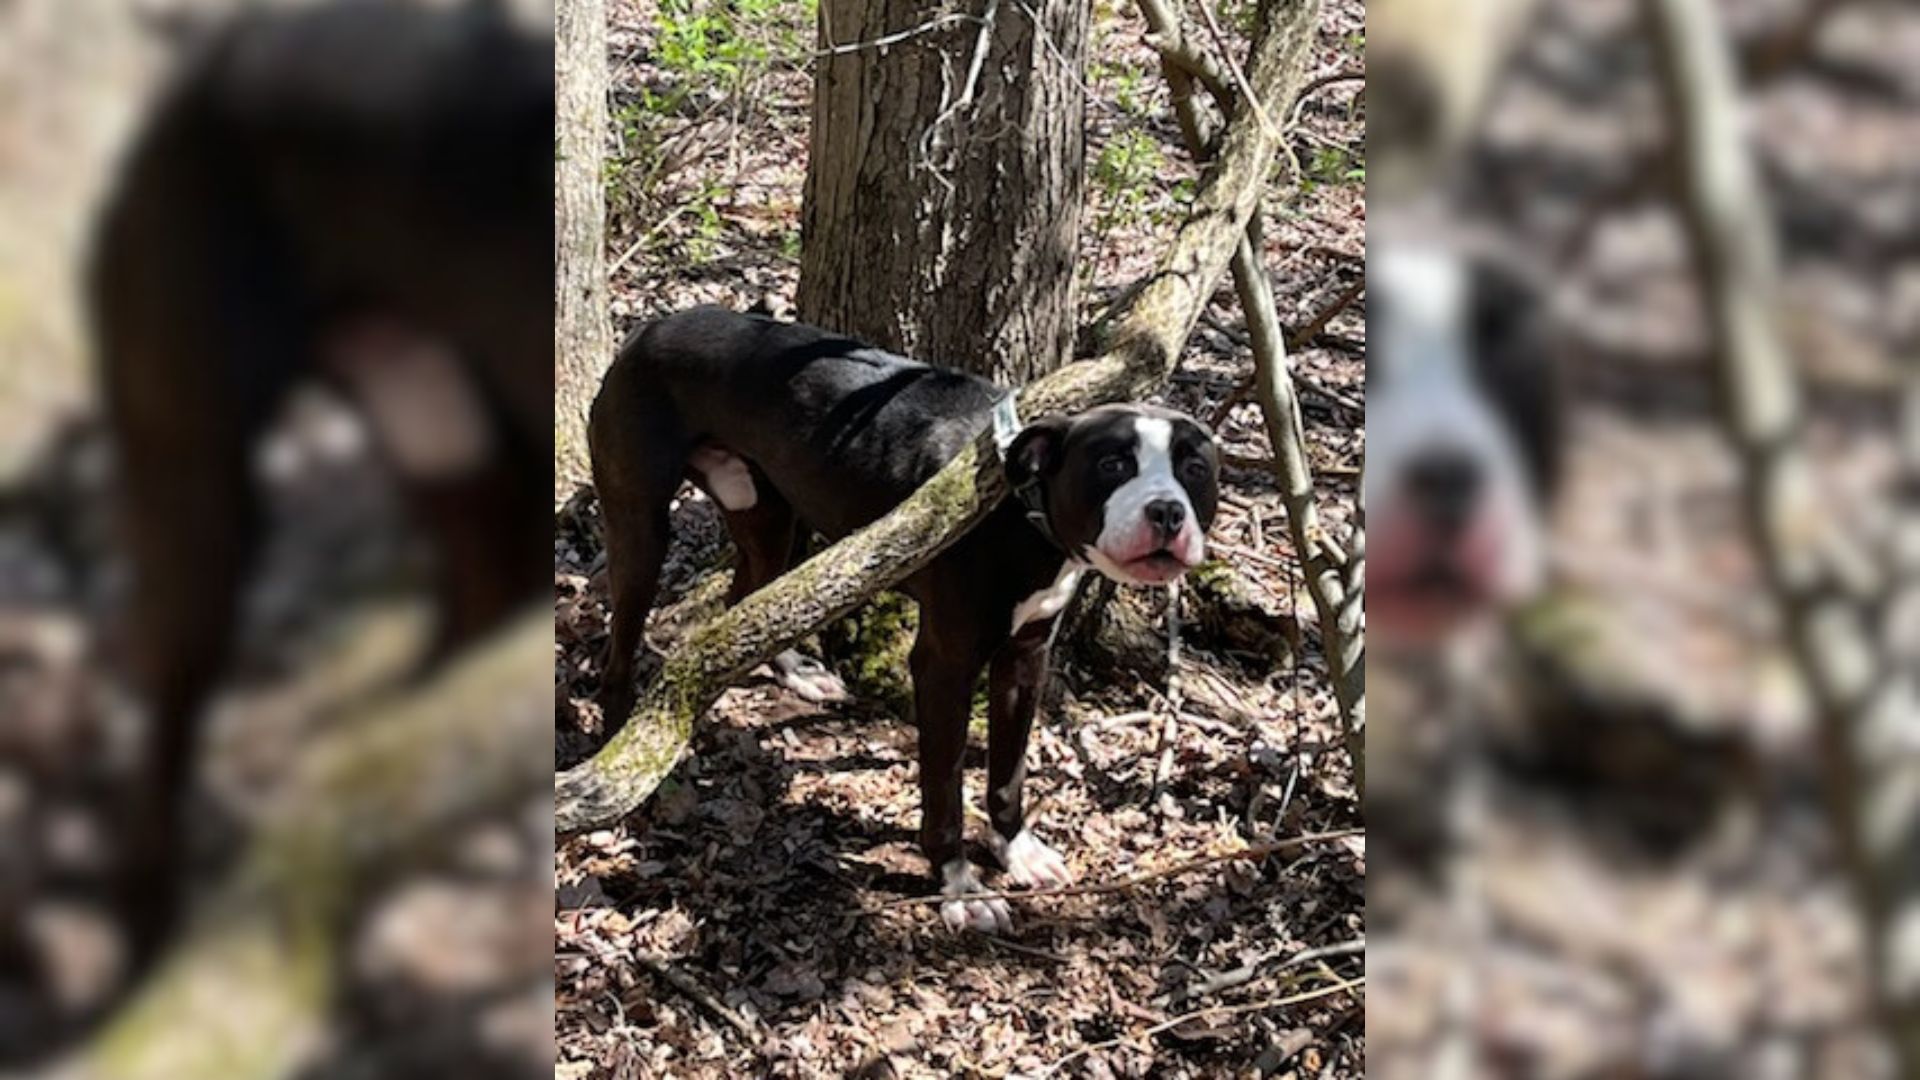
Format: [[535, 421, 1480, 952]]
[[590, 307, 1219, 931], [1366, 239, 1560, 648]]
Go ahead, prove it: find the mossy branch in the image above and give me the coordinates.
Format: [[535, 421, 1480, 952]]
[[554, 0, 1314, 832], [80, 611, 552, 1080]]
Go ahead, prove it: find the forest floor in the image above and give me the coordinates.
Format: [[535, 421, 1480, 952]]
[[553, 0, 1369, 1076]]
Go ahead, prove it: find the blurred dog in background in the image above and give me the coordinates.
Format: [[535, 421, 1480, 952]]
[[88, 0, 551, 980]]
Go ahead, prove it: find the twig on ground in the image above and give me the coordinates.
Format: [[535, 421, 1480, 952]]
[[1168, 938, 1365, 1006], [871, 828, 1361, 910], [1211, 540, 1288, 573], [1284, 277, 1367, 356], [1207, 276, 1365, 426], [635, 951, 762, 1043], [1039, 975, 1366, 1076]]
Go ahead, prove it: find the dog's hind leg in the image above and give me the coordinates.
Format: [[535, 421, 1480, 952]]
[[588, 382, 688, 727], [91, 169, 302, 976]]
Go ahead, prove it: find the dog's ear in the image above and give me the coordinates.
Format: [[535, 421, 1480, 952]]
[[1005, 416, 1072, 490]]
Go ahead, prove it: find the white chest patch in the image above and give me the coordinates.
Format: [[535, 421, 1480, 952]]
[[1012, 563, 1083, 633]]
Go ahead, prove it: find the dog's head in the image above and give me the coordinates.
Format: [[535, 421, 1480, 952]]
[[1365, 241, 1561, 647], [1007, 404, 1219, 586]]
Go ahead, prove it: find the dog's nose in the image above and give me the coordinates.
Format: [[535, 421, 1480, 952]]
[[1405, 449, 1483, 533], [1144, 499, 1187, 540]]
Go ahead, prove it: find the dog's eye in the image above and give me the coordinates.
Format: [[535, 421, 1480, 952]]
[[1099, 455, 1131, 478], [1181, 455, 1210, 480]]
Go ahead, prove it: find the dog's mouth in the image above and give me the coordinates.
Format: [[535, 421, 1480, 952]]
[[1369, 520, 1516, 646], [1120, 548, 1192, 584], [1375, 560, 1488, 605]]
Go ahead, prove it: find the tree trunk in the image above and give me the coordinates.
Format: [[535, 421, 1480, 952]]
[[554, 0, 611, 499], [796, 0, 1088, 383]]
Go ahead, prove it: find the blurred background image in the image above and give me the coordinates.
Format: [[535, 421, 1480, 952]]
[[0, 1, 554, 1075], [1366, 0, 1919, 1077]]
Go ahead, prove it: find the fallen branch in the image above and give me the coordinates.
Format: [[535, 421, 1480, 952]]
[[635, 951, 761, 1043], [555, 0, 1317, 832], [1168, 937, 1365, 1006], [1642, 0, 1920, 1073], [871, 827, 1362, 909], [1038, 975, 1366, 1076], [83, 610, 552, 1079]]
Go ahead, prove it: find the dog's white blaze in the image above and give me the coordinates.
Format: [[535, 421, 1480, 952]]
[[1011, 564, 1083, 633], [1366, 245, 1544, 598], [689, 445, 758, 511], [1089, 416, 1203, 582]]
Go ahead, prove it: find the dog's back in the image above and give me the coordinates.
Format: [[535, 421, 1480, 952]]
[[599, 306, 1006, 537], [94, 1, 551, 393]]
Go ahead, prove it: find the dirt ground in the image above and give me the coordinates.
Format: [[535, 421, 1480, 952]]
[[553, 0, 1368, 1076]]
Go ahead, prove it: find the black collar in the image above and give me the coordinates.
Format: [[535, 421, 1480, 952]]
[[1011, 476, 1066, 552]]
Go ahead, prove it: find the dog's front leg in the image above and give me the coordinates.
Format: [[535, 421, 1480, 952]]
[[909, 628, 1009, 933], [985, 622, 1073, 889]]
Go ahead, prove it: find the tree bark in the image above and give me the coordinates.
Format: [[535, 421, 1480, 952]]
[[557, 0, 1314, 832], [796, 0, 1088, 383], [1642, 0, 1920, 1072], [554, 0, 612, 499]]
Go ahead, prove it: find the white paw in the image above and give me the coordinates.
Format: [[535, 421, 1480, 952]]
[[994, 829, 1074, 889], [938, 860, 1013, 934], [770, 649, 849, 703]]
